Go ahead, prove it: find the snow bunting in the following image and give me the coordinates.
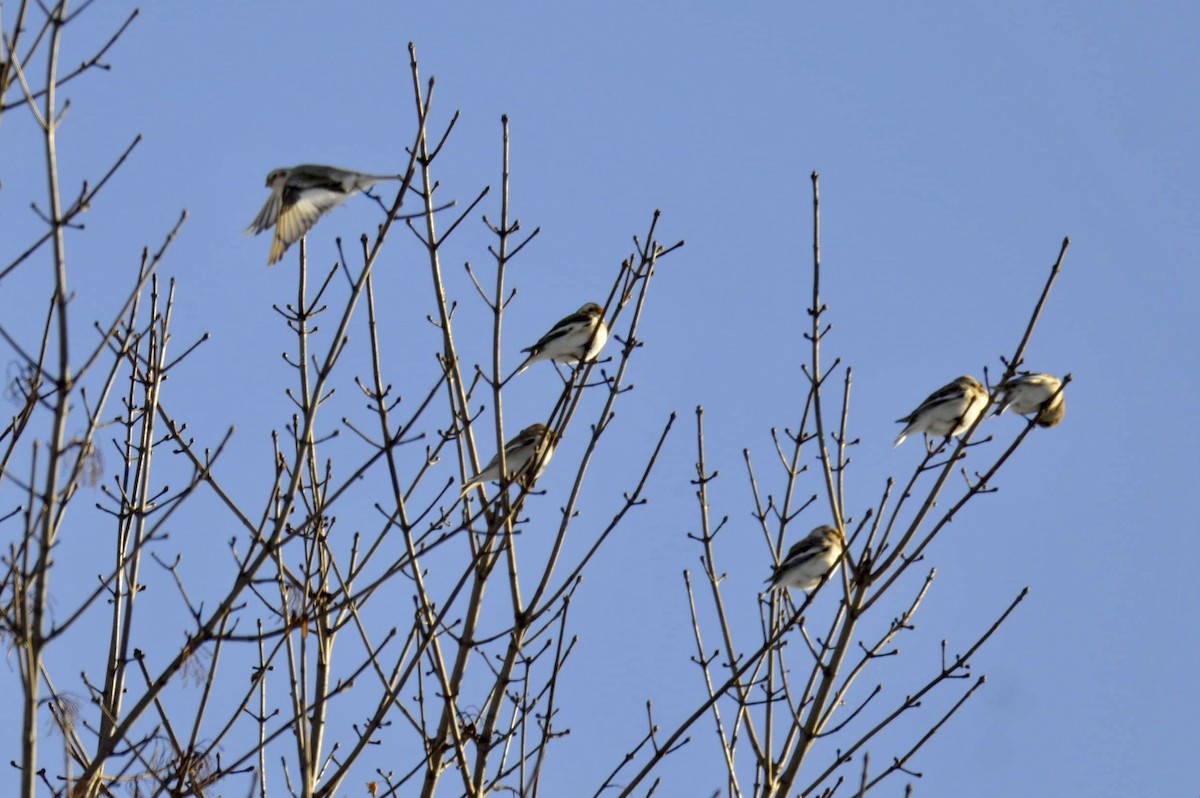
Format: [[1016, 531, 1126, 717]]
[[246, 164, 401, 265], [766, 524, 845, 593], [894, 375, 988, 447], [514, 302, 608, 377], [996, 372, 1066, 428], [460, 423, 555, 496]]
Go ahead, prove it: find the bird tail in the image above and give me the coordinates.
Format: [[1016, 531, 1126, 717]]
[[513, 349, 541, 377], [361, 174, 405, 190], [267, 235, 288, 266], [893, 426, 913, 447], [498, 356, 534, 389]]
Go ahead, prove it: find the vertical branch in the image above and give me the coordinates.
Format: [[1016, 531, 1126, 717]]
[[95, 272, 166, 777], [23, 6, 69, 797], [690, 405, 762, 787], [490, 114, 522, 618], [768, 174, 861, 797], [682, 571, 742, 798], [407, 45, 485, 798], [291, 239, 333, 798], [255, 621, 270, 798], [468, 115, 528, 794], [408, 44, 473, 440], [95, 270, 143, 762], [835, 368, 853, 520], [805, 171, 843, 531]]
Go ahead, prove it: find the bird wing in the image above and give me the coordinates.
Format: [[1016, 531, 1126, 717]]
[[768, 529, 841, 584], [521, 311, 592, 355], [503, 429, 541, 462], [766, 538, 826, 585], [779, 536, 831, 569], [461, 448, 504, 496], [896, 381, 967, 423], [995, 376, 1035, 415], [508, 426, 555, 477], [268, 186, 353, 265], [460, 428, 546, 495], [246, 187, 284, 235], [767, 539, 813, 578]]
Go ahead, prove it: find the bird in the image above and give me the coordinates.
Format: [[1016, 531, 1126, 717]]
[[460, 423, 555, 496], [766, 524, 845, 593], [894, 375, 988, 447], [995, 372, 1066, 427], [246, 164, 401, 265], [513, 302, 609, 377]]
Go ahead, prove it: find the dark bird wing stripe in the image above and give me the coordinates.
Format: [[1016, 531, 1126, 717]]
[[288, 168, 351, 193], [898, 386, 967, 422], [779, 540, 830, 568], [522, 315, 589, 353]]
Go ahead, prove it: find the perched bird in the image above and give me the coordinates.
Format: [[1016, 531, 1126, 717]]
[[514, 303, 608, 377], [995, 372, 1066, 428], [246, 164, 401, 265], [894, 375, 988, 447], [766, 524, 845, 593], [460, 423, 555, 496]]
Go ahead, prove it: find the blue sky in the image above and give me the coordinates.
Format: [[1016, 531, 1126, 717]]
[[2, 1, 1198, 795]]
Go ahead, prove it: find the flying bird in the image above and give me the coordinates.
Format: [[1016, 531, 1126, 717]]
[[766, 524, 845, 593], [246, 164, 401, 265], [995, 372, 1066, 427], [460, 423, 555, 496], [513, 302, 609, 377], [894, 375, 988, 447]]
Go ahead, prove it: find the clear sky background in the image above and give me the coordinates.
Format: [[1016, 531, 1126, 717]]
[[2, 1, 1198, 796]]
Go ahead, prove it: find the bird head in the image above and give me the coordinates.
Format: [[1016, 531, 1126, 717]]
[[264, 168, 289, 187], [520, 423, 549, 439]]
